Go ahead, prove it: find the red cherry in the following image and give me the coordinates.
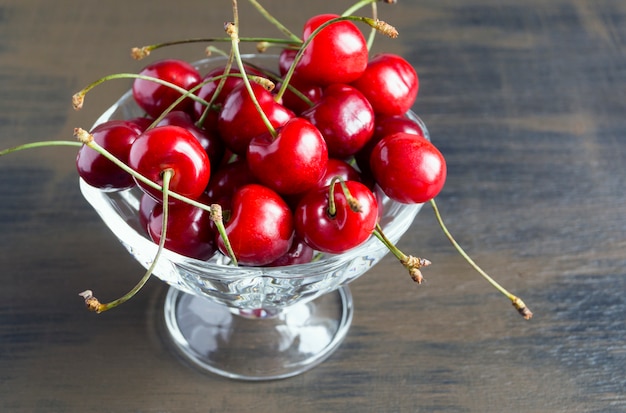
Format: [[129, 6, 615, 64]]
[[294, 14, 368, 85], [156, 110, 225, 173], [300, 83, 375, 158], [351, 53, 418, 116], [128, 125, 211, 202], [294, 180, 378, 254], [217, 82, 294, 154], [147, 197, 217, 261], [217, 184, 294, 266], [247, 117, 328, 195], [132, 59, 202, 118], [355, 114, 425, 175], [370, 132, 446, 204], [76, 120, 140, 191]]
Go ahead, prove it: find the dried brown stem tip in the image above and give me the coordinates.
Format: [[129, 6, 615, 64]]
[[78, 290, 104, 313], [224, 22, 237, 38], [250, 76, 275, 91], [72, 93, 85, 110], [373, 19, 398, 38], [210, 203, 223, 223], [512, 297, 533, 320], [131, 46, 151, 60], [73, 127, 93, 144], [402, 256, 432, 284], [256, 41, 270, 53]]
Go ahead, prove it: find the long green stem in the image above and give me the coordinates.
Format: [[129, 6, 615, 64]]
[[429, 198, 533, 319], [247, 0, 302, 43], [131, 36, 295, 59], [72, 73, 211, 111], [81, 169, 174, 313], [1, 140, 81, 156], [226, 18, 277, 138]]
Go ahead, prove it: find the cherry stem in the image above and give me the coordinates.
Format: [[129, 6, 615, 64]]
[[80, 168, 175, 313], [72, 73, 212, 111], [275, 15, 398, 102], [0, 140, 82, 157], [226, 12, 277, 138], [327, 176, 362, 217], [130, 36, 295, 60], [429, 198, 533, 320], [246, 0, 302, 43], [72, 128, 239, 266], [373, 223, 431, 284]]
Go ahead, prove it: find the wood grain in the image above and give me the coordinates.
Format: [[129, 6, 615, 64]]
[[1, 1, 625, 412]]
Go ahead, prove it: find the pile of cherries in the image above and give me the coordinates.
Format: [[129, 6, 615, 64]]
[[76, 12, 446, 269], [0, 0, 530, 318]]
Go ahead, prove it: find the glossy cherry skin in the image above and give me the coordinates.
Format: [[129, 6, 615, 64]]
[[301, 83, 375, 158], [128, 125, 211, 202], [247, 117, 328, 195], [370, 132, 446, 204], [217, 82, 294, 155], [295, 14, 368, 85], [217, 184, 294, 266], [294, 180, 378, 254], [147, 196, 217, 261], [351, 53, 418, 116], [156, 110, 225, 173], [132, 59, 202, 118], [76, 120, 140, 191], [355, 114, 425, 175]]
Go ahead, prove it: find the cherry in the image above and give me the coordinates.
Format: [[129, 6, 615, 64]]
[[156, 110, 225, 172], [355, 114, 425, 175], [300, 83, 375, 158], [147, 195, 217, 261], [217, 184, 294, 266], [247, 117, 328, 195], [132, 59, 202, 118], [293, 14, 369, 85], [351, 53, 418, 116], [128, 125, 211, 202], [370, 132, 446, 204], [217, 82, 294, 155], [76, 120, 140, 191], [294, 180, 378, 254]]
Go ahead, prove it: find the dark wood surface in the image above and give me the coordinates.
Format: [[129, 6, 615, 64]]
[[2, 1, 625, 412]]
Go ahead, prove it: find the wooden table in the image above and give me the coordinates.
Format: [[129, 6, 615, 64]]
[[2, 1, 625, 411]]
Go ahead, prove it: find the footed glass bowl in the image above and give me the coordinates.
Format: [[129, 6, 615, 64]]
[[80, 55, 427, 380]]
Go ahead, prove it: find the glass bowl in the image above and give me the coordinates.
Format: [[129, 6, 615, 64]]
[[79, 54, 427, 380]]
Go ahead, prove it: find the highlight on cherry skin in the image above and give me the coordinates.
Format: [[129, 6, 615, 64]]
[[0, 0, 532, 321]]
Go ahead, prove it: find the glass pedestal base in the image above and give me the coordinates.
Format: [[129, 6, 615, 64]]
[[163, 285, 354, 381]]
